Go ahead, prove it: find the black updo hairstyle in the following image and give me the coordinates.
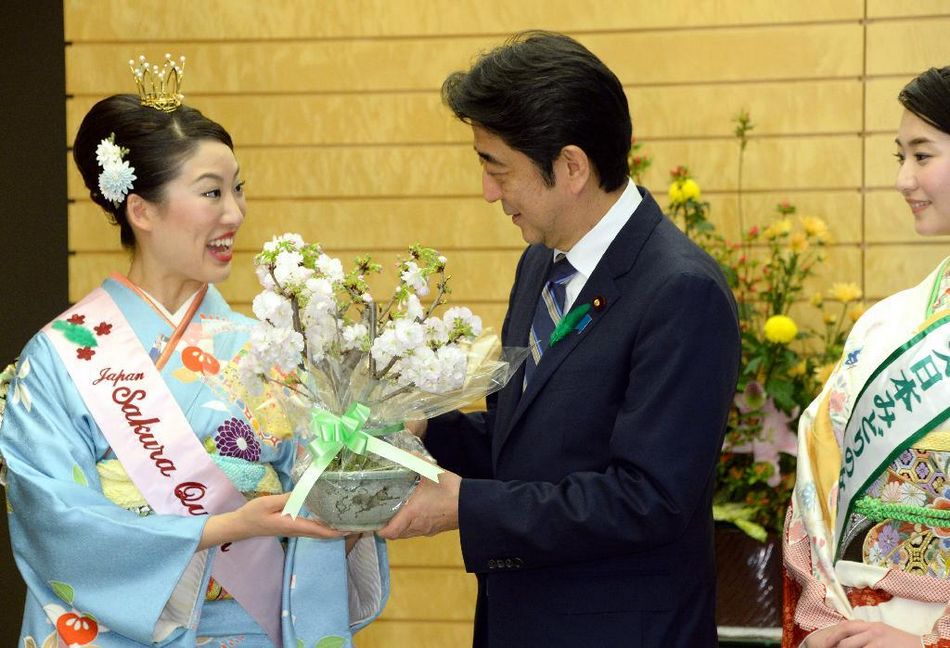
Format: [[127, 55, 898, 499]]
[[898, 67, 950, 136], [72, 94, 233, 249]]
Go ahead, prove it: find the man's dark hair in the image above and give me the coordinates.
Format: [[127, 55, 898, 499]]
[[442, 30, 632, 191]]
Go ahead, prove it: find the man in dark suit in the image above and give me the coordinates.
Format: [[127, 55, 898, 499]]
[[379, 31, 740, 647]]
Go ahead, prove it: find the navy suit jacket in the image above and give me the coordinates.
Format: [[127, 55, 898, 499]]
[[425, 188, 740, 647]]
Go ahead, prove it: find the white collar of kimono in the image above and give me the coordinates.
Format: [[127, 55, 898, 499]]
[[136, 286, 203, 325]]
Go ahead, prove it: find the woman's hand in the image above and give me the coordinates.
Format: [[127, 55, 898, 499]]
[[198, 493, 344, 550], [805, 620, 921, 648]]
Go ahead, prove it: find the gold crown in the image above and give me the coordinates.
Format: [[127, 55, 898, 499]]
[[129, 54, 185, 112]]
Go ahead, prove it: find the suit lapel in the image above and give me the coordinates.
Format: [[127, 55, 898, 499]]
[[492, 188, 664, 467], [491, 250, 549, 443]]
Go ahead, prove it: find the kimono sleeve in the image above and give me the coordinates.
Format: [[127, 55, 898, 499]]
[[0, 333, 208, 644]]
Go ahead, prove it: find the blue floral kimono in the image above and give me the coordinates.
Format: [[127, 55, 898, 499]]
[[0, 276, 388, 647]]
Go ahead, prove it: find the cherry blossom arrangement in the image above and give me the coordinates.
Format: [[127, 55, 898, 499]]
[[231, 234, 525, 525]]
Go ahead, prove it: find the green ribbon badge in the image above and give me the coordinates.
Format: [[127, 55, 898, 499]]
[[282, 402, 444, 518], [549, 302, 592, 347]]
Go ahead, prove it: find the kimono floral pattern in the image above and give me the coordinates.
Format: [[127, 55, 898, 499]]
[[22, 581, 111, 647], [862, 448, 950, 576], [2, 279, 386, 646], [214, 418, 262, 462], [10, 358, 33, 413]]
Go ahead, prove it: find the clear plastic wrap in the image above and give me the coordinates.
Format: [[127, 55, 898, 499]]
[[209, 237, 528, 530], [274, 334, 528, 530]]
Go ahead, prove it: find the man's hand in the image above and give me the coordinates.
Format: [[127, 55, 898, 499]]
[[377, 470, 461, 539], [804, 620, 921, 648], [404, 418, 428, 439]]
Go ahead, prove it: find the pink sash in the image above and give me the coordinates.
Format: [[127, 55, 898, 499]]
[[44, 287, 282, 646]]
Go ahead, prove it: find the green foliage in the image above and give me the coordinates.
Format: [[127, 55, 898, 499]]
[[641, 111, 862, 538]]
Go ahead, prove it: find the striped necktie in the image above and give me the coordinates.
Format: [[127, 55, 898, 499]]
[[524, 254, 577, 385]]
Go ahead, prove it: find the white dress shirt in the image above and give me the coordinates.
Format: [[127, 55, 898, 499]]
[[556, 179, 642, 311]]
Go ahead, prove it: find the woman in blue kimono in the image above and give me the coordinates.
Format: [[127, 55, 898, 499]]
[[0, 79, 387, 646]]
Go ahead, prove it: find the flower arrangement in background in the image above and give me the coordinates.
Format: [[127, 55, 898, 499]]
[[628, 137, 653, 185], [643, 114, 863, 540], [222, 234, 524, 527]]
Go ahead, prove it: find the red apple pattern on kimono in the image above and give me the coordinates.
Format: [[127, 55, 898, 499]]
[[181, 345, 221, 375], [56, 612, 98, 645], [43, 580, 109, 647]]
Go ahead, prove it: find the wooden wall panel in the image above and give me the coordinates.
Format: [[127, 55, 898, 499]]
[[868, 1, 950, 18], [67, 93, 465, 147], [866, 244, 950, 297], [866, 133, 903, 188], [865, 78, 911, 133], [67, 138, 862, 202], [67, 79, 862, 147], [357, 621, 473, 648], [636, 137, 861, 193], [632, 80, 862, 138], [69, 198, 523, 253], [65, 0, 863, 41], [866, 18, 950, 76], [60, 2, 950, 645], [66, 25, 862, 96], [388, 532, 466, 567], [381, 568, 477, 619]]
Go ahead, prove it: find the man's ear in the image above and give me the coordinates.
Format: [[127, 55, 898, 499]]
[[125, 193, 154, 234], [556, 145, 592, 194]]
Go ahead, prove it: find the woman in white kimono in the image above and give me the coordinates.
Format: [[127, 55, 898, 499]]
[[784, 67, 950, 647], [0, 72, 387, 646]]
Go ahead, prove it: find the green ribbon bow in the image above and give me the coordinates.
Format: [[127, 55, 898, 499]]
[[282, 402, 443, 518]]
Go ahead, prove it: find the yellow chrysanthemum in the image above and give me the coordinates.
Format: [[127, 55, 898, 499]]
[[762, 218, 792, 240], [823, 312, 838, 325], [810, 292, 824, 307], [789, 232, 809, 253], [849, 304, 867, 322], [681, 179, 700, 201], [800, 215, 829, 241], [789, 361, 807, 377], [763, 314, 798, 344], [829, 282, 862, 303], [667, 178, 701, 205], [814, 362, 836, 385]]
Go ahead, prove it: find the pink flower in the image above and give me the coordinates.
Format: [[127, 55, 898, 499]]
[[735, 381, 765, 413], [728, 398, 798, 486]]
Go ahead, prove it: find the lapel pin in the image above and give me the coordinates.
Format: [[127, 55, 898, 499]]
[[592, 296, 606, 312]]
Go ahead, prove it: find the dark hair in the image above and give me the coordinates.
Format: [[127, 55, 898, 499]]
[[441, 31, 632, 192], [72, 94, 234, 249], [898, 67, 950, 135]]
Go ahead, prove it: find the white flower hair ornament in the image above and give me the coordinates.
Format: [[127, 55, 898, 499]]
[[96, 133, 136, 206]]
